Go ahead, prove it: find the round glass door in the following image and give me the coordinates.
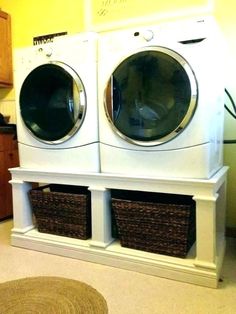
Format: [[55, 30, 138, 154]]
[[104, 47, 198, 146], [20, 62, 86, 144]]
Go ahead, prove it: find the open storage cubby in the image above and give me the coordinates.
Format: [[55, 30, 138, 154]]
[[110, 189, 196, 258], [9, 166, 228, 288], [28, 184, 91, 240]]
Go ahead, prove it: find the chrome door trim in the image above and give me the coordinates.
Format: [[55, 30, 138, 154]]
[[20, 61, 86, 145], [104, 46, 198, 147]]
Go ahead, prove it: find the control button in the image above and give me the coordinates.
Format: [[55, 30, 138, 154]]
[[45, 47, 53, 57], [142, 30, 154, 41], [36, 46, 52, 57]]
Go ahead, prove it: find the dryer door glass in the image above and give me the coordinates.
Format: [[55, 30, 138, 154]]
[[104, 48, 197, 146], [20, 62, 86, 144]]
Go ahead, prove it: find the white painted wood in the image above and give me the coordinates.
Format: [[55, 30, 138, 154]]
[[89, 186, 113, 247], [9, 179, 34, 232], [216, 181, 227, 234], [11, 231, 219, 288], [9, 166, 228, 288], [193, 194, 218, 265]]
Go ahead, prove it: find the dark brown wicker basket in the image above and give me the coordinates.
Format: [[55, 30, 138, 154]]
[[28, 184, 91, 240], [111, 190, 196, 258]]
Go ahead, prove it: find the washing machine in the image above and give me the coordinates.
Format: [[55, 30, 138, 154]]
[[14, 32, 100, 173], [98, 16, 225, 179]]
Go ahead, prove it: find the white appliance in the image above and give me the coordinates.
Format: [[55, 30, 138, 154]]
[[98, 17, 225, 179], [14, 33, 100, 173]]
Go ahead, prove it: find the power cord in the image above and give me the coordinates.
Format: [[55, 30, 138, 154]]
[[224, 88, 236, 144]]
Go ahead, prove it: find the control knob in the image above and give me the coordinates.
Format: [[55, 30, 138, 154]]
[[142, 30, 154, 41]]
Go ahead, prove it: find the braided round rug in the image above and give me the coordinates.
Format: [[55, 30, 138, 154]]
[[0, 276, 108, 313]]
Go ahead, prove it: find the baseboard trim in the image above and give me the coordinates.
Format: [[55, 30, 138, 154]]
[[11, 228, 222, 288], [226, 227, 236, 238]]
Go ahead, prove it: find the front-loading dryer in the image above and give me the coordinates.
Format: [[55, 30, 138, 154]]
[[14, 33, 100, 173], [98, 17, 225, 179]]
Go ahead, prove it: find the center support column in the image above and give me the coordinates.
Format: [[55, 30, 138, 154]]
[[88, 186, 113, 248]]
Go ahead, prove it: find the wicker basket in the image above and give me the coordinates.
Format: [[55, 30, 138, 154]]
[[111, 190, 196, 258], [28, 184, 91, 240]]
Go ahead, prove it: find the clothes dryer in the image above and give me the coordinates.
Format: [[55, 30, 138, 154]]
[[98, 17, 225, 179], [14, 33, 99, 173]]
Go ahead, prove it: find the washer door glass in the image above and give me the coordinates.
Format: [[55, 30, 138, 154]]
[[104, 48, 198, 146], [20, 62, 86, 144]]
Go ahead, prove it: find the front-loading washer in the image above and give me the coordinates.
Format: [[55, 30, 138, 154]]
[[98, 16, 225, 179], [14, 32, 100, 173]]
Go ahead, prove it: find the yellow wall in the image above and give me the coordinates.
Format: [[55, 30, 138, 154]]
[[214, 0, 236, 228], [0, 0, 85, 112], [1, 0, 236, 228], [91, 0, 209, 27], [0, 0, 85, 47]]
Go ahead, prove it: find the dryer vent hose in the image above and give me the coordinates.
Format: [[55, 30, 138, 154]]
[[224, 88, 236, 144]]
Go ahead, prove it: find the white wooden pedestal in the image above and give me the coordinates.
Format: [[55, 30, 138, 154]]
[[9, 166, 228, 288]]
